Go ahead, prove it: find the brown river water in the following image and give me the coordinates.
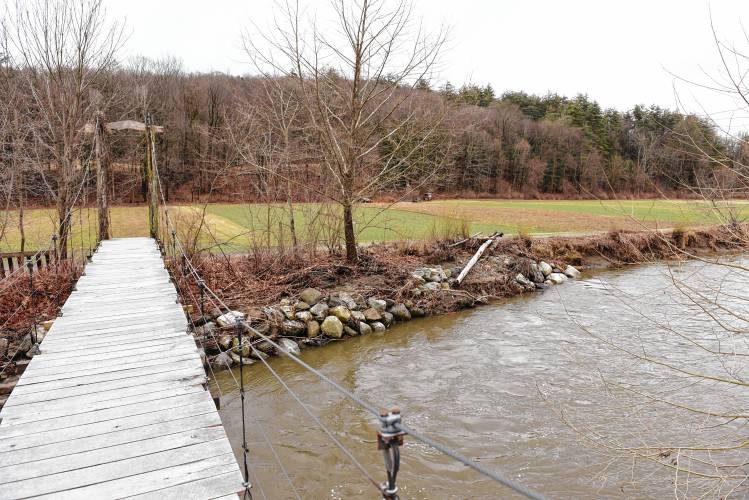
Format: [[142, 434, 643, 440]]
[[215, 260, 749, 499]]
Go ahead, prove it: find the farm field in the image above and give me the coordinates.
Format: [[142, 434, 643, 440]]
[[0, 199, 741, 253]]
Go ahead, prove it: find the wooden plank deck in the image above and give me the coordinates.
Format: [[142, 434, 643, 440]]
[[0, 237, 244, 499]]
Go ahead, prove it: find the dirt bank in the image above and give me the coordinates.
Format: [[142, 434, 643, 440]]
[[172, 225, 748, 369]]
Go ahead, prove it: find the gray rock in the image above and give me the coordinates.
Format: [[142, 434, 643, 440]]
[[280, 305, 295, 320], [16, 334, 32, 357], [263, 307, 285, 324], [306, 320, 320, 338], [278, 337, 301, 355], [363, 308, 382, 322], [344, 326, 359, 336], [422, 282, 441, 291], [370, 321, 387, 333], [563, 265, 581, 278], [410, 307, 426, 317], [516, 273, 535, 290], [282, 320, 306, 335], [329, 293, 357, 310], [211, 351, 234, 369], [388, 303, 411, 321], [309, 302, 329, 321], [351, 310, 366, 323], [381, 311, 394, 327], [216, 311, 245, 327], [230, 351, 257, 365], [295, 301, 310, 311], [539, 261, 553, 277], [295, 310, 313, 322], [299, 288, 323, 305], [329, 305, 351, 323], [410, 274, 426, 285], [321, 316, 344, 338], [547, 272, 568, 284], [367, 298, 387, 311], [218, 335, 233, 350], [358, 322, 372, 335]]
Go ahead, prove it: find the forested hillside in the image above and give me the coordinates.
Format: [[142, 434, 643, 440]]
[[2, 59, 746, 208]]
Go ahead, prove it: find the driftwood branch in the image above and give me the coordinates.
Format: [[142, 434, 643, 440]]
[[456, 234, 501, 285]]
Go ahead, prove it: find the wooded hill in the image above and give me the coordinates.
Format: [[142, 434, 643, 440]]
[[3, 62, 746, 206]]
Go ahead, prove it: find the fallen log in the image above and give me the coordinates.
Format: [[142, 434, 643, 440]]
[[456, 235, 500, 285]]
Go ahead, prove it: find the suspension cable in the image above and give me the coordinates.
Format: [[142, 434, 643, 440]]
[[149, 134, 548, 500]]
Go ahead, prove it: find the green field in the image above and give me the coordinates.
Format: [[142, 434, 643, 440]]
[[0, 199, 742, 253]]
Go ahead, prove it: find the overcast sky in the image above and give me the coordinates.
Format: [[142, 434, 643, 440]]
[[108, 0, 749, 129]]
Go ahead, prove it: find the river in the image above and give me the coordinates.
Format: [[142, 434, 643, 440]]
[[215, 259, 749, 499]]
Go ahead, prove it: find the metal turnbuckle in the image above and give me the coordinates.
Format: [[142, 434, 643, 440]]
[[378, 407, 405, 500]]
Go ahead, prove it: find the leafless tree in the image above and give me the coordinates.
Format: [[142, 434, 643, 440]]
[[7, 0, 125, 258], [243, 0, 448, 261]]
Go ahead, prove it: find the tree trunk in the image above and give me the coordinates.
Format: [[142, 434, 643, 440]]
[[342, 201, 357, 262], [94, 114, 110, 241], [145, 125, 159, 239]]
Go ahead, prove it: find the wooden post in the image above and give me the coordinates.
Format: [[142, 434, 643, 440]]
[[145, 119, 159, 240], [93, 112, 110, 241]]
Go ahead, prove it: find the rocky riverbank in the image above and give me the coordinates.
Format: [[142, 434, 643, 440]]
[[192, 224, 747, 370]]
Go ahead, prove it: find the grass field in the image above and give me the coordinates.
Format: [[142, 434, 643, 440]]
[[0, 199, 742, 253]]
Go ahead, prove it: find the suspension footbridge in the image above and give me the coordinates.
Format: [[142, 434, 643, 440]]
[[0, 237, 244, 499]]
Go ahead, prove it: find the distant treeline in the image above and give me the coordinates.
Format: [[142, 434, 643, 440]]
[[4, 62, 747, 204]]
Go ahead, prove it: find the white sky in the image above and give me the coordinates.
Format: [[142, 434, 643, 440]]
[[108, 0, 749, 129]]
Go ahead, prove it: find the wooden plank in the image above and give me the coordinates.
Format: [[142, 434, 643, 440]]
[[3, 367, 205, 407], [1, 388, 212, 432], [0, 443, 235, 499], [1, 411, 222, 467], [0, 401, 217, 453], [126, 472, 244, 500]]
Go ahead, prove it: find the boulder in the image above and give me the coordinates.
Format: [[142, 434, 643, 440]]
[[329, 305, 351, 323], [422, 282, 441, 291], [363, 308, 382, 322], [367, 298, 387, 311], [410, 307, 426, 317], [309, 302, 329, 321], [388, 303, 411, 321], [381, 311, 394, 327], [329, 293, 357, 310], [211, 351, 234, 369], [263, 307, 285, 324], [278, 337, 301, 355], [16, 334, 32, 357], [516, 273, 535, 290], [410, 274, 426, 285], [344, 326, 359, 336], [306, 320, 321, 338], [358, 322, 372, 335], [321, 316, 344, 338], [370, 321, 387, 333], [282, 320, 306, 335], [300, 288, 323, 305], [547, 272, 568, 284], [230, 351, 257, 365], [216, 310, 245, 327], [295, 310, 313, 322], [231, 337, 251, 357], [563, 265, 581, 278], [256, 341, 275, 354], [280, 305, 295, 320], [539, 261, 553, 276], [351, 310, 366, 323], [218, 335, 233, 350], [529, 263, 545, 283], [295, 301, 310, 311]]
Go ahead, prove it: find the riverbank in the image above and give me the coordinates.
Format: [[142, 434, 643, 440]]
[[180, 224, 748, 370]]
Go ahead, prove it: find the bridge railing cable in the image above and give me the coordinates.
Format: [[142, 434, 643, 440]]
[[148, 128, 548, 500]]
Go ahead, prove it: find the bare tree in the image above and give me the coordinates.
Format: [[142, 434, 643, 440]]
[[243, 0, 448, 261], [7, 0, 125, 258]]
